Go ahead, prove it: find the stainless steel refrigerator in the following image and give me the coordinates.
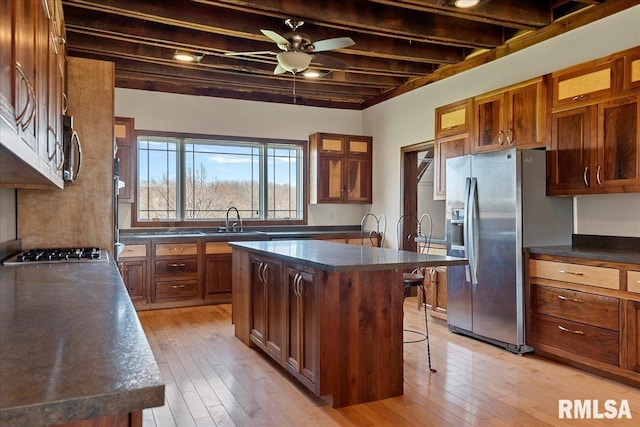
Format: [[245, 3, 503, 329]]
[[445, 148, 573, 353]]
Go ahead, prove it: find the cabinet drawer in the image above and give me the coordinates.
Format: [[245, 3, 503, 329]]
[[155, 242, 198, 256], [206, 242, 232, 254], [155, 258, 198, 276], [529, 259, 619, 290], [119, 244, 146, 258], [629, 270, 640, 294], [155, 280, 198, 299], [530, 313, 619, 366], [531, 284, 619, 331]]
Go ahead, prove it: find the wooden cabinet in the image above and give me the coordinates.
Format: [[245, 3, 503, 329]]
[[0, 0, 64, 188], [286, 265, 319, 392], [152, 241, 200, 302], [416, 243, 448, 319], [433, 99, 472, 200], [552, 61, 614, 108], [118, 244, 148, 303], [547, 46, 640, 196], [115, 117, 135, 202], [627, 300, 640, 373], [527, 254, 640, 387], [433, 133, 469, 200], [119, 260, 147, 302], [473, 78, 546, 152], [309, 133, 372, 204], [250, 255, 285, 361], [548, 96, 639, 195], [204, 242, 232, 302]]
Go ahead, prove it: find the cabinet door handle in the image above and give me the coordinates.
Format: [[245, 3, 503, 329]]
[[167, 263, 186, 268], [572, 94, 589, 102], [257, 262, 265, 283], [56, 140, 65, 171], [557, 294, 584, 303], [506, 128, 513, 146], [596, 165, 602, 186], [168, 247, 187, 251], [558, 325, 584, 335], [583, 166, 589, 187], [498, 129, 504, 145], [558, 269, 584, 276]]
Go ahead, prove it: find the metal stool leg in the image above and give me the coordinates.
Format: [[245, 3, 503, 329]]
[[418, 284, 436, 373]]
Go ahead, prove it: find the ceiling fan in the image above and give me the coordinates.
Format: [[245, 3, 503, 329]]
[[225, 19, 355, 75]]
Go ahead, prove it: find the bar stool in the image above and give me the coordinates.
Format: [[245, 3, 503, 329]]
[[360, 213, 386, 247], [397, 213, 436, 373]]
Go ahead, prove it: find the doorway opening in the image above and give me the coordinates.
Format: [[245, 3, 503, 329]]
[[400, 141, 446, 250]]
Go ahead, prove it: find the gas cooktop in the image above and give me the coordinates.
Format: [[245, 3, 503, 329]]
[[3, 247, 109, 265]]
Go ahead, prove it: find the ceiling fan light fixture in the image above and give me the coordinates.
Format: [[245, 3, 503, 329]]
[[173, 50, 204, 63], [453, 0, 480, 8], [303, 69, 331, 78], [277, 51, 312, 73]]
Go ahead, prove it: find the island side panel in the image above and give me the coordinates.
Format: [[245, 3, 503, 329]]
[[232, 248, 251, 345], [321, 268, 404, 408]]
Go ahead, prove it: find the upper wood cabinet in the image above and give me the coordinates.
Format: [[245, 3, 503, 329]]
[[623, 49, 640, 92], [115, 116, 135, 202], [435, 98, 471, 138], [0, 0, 65, 188], [552, 61, 614, 108], [548, 96, 639, 195], [473, 77, 546, 152], [433, 99, 472, 200], [309, 133, 372, 204]]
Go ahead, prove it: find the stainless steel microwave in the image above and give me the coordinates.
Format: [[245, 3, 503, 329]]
[[62, 114, 82, 182]]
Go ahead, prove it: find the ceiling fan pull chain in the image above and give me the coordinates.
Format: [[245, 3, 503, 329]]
[[293, 72, 297, 104]]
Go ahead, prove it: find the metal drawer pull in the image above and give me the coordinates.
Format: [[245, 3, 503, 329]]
[[169, 284, 186, 289], [558, 269, 584, 276], [167, 263, 186, 267], [168, 247, 187, 251], [558, 325, 584, 335], [557, 295, 584, 303]]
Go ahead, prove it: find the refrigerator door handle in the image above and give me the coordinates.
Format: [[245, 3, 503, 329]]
[[463, 177, 472, 282], [467, 177, 479, 284]]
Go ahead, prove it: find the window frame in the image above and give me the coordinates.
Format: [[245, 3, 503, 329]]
[[132, 130, 308, 228]]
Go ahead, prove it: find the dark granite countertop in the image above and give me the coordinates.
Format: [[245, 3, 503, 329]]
[[229, 240, 467, 272], [118, 225, 369, 243], [527, 234, 640, 265], [0, 262, 165, 426]]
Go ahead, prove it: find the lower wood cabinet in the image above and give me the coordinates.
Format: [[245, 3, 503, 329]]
[[250, 255, 286, 362], [527, 254, 640, 387], [286, 266, 319, 392], [152, 241, 200, 302], [204, 242, 233, 303], [118, 260, 147, 302], [627, 300, 640, 373]]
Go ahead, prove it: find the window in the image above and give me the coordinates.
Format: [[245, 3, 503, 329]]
[[136, 132, 305, 225]]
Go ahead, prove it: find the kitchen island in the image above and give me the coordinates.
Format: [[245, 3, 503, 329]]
[[230, 240, 467, 407], [0, 261, 165, 426]]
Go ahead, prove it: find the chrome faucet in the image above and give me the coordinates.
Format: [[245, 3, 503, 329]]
[[225, 206, 243, 232]]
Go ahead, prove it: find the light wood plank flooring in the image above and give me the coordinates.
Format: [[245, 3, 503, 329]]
[[137, 300, 640, 426]]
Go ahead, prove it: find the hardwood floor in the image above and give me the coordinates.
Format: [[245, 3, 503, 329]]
[[137, 300, 640, 426]]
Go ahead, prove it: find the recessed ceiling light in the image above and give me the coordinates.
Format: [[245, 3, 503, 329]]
[[173, 50, 204, 62], [454, 0, 480, 8]]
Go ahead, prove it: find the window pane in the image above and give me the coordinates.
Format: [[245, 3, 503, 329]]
[[184, 141, 260, 220], [137, 137, 178, 221], [267, 145, 302, 219]]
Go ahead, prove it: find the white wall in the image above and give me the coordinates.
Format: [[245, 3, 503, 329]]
[[115, 6, 640, 241], [364, 5, 640, 246], [115, 90, 368, 227]]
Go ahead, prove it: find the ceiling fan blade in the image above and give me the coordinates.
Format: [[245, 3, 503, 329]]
[[311, 37, 355, 53], [260, 29, 290, 46], [313, 53, 350, 70], [224, 50, 276, 56], [274, 64, 288, 75]]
